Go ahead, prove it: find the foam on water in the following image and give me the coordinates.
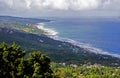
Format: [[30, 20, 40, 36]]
[[36, 22, 120, 58], [36, 23, 58, 36], [50, 36, 120, 58]]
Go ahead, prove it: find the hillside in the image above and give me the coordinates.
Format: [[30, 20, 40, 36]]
[[0, 16, 120, 67], [0, 43, 120, 78], [0, 28, 120, 67]]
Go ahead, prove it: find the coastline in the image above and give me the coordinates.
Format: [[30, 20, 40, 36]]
[[36, 23, 58, 36], [36, 22, 120, 58]]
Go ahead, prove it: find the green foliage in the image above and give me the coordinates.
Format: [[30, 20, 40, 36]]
[[0, 42, 25, 78], [0, 43, 54, 78], [0, 16, 120, 67], [0, 28, 120, 67], [51, 63, 120, 78], [0, 42, 120, 78], [0, 21, 45, 35]]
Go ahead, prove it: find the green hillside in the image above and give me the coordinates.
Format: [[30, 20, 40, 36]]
[[0, 43, 120, 78], [0, 28, 120, 67], [0, 16, 120, 67]]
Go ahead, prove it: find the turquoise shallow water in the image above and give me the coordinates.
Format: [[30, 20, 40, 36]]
[[44, 18, 120, 57]]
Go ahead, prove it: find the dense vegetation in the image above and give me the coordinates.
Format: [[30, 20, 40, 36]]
[[0, 43, 120, 78], [0, 16, 120, 67], [52, 63, 120, 78], [0, 43, 54, 78], [0, 28, 120, 67], [0, 18, 45, 35]]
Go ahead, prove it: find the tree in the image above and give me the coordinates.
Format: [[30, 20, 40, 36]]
[[0, 42, 54, 78], [26, 52, 54, 78], [0, 42, 25, 78]]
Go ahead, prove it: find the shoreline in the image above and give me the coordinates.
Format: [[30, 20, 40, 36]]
[[35, 22, 120, 58], [36, 23, 58, 36]]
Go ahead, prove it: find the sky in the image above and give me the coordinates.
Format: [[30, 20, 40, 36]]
[[0, 0, 120, 18]]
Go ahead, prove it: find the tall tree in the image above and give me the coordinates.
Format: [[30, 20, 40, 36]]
[[0, 42, 54, 78]]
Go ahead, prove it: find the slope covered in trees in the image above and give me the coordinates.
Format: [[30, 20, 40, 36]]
[[52, 63, 120, 78], [0, 28, 120, 67], [0, 43, 120, 78], [0, 16, 120, 67]]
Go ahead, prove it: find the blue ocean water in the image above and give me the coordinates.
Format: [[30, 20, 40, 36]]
[[44, 18, 120, 57]]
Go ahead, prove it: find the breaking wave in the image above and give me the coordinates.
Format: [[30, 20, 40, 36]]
[[50, 36, 120, 58], [36, 23, 58, 36], [36, 22, 120, 58]]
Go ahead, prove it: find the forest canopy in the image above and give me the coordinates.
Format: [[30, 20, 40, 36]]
[[0, 42, 54, 78], [0, 42, 120, 78]]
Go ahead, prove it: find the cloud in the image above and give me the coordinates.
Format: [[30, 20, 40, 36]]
[[0, 0, 111, 10], [0, 0, 120, 17]]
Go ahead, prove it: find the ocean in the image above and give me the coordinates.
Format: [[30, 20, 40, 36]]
[[37, 18, 120, 58]]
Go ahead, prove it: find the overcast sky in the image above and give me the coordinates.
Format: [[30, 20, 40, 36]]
[[0, 0, 120, 18]]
